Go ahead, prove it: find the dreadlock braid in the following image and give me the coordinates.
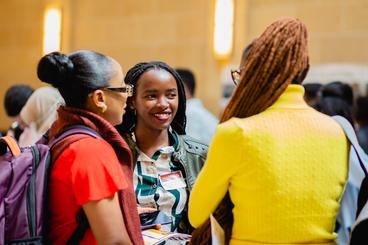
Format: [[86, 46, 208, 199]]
[[221, 17, 309, 123], [116, 61, 187, 135]]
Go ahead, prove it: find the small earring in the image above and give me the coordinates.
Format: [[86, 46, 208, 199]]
[[101, 105, 107, 113]]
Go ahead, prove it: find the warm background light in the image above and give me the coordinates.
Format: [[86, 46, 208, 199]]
[[213, 0, 234, 60], [1, 0, 367, 132], [43, 8, 61, 55]]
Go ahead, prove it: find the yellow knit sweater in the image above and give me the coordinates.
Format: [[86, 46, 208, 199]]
[[189, 85, 349, 245]]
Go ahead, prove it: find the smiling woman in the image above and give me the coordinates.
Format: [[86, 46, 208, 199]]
[[116, 61, 208, 234]]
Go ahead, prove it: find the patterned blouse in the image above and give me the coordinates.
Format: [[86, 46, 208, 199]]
[[133, 132, 188, 232]]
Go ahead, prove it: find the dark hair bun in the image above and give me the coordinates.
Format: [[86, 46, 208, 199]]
[[37, 51, 74, 87]]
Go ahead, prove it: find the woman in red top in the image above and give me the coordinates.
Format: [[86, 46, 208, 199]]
[[37, 50, 143, 244]]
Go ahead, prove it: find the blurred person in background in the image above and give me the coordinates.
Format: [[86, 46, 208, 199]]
[[3, 84, 34, 140], [17, 86, 64, 147], [355, 96, 368, 154], [315, 81, 354, 125], [303, 83, 322, 108], [176, 68, 218, 145], [315, 81, 366, 245]]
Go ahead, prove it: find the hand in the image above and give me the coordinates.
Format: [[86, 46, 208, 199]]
[[137, 206, 157, 215]]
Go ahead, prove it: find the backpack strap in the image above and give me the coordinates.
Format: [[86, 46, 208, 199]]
[[333, 116, 368, 245], [49, 125, 101, 244], [49, 125, 100, 162], [49, 125, 100, 149], [0, 135, 21, 156], [332, 115, 368, 176], [66, 209, 90, 245]]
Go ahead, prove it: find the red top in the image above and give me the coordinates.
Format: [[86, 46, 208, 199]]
[[48, 137, 128, 245]]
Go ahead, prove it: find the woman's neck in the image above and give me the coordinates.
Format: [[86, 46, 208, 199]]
[[134, 125, 170, 158]]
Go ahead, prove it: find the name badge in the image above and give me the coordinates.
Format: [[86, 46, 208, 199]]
[[159, 171, 187, 191]]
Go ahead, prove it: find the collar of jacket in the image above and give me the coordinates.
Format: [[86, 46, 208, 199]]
[[172, 134, 208, 190], [123, 130, 208, 191], [124, 130, 186, 165]]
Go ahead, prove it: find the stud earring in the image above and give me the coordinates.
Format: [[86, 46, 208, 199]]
[[101, 105, 107, 113]]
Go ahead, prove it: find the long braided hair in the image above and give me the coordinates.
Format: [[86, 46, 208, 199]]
[[190, 17, 310, 244], [221, 17, 309, 122], [116, 61, 187, 135]]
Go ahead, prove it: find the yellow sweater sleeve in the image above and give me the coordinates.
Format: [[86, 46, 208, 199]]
[[189, 120, 243, 227]]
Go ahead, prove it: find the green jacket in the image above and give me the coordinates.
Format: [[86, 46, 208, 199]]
[[172, 133, 208, 190], [123, 131, 208, 191], [122, 131, 208, 232]]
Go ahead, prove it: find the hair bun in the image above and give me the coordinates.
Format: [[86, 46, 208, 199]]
[[37, 51, 74, 87]]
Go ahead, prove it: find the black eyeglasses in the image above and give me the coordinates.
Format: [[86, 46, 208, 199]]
[[230, 67, 244, 85], [104, 84, 134, 97]]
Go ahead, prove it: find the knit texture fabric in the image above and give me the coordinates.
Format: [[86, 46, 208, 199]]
[[189, 85, 349, 245]]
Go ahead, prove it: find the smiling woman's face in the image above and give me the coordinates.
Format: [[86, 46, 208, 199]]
[[132, 68, 178, 133]]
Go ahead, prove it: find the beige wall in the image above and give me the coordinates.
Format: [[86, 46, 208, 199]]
[[1, 0, 368, 131], [242, 0, 368, 64], [0, 1, 44, 130], [67, 0, 220, 118]]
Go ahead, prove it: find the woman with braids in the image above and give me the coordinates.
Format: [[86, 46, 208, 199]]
[[116, 61, 207, 233], [189, 18, 349, 244], [38, 50, 143, 244]]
